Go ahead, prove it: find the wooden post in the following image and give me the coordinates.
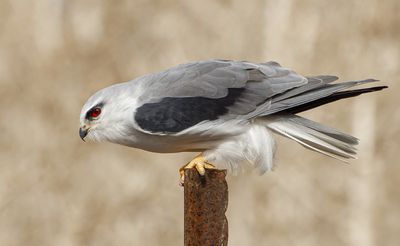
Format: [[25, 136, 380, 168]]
[[184, 169, 228, 246]]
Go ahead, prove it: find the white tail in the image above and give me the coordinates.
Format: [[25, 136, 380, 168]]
[[264, 115, 359, 161]]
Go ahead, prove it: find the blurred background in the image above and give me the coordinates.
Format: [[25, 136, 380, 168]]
[[0, 0, 399, 245]]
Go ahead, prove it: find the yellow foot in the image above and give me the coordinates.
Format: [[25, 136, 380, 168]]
[[179, 154, 216, 185]]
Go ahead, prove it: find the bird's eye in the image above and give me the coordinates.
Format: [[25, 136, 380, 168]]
[[87, 107, 102, 119]]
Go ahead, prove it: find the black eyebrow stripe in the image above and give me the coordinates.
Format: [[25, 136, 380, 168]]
[[93, 102, 105, 108]]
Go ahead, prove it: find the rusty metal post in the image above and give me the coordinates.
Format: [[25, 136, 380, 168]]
[[184, 168, 228, 246]]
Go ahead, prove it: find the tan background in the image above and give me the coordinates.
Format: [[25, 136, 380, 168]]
[[0, 0, 399, 245]]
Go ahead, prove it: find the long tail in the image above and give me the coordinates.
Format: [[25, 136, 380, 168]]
[[265, 115, 359, 161]]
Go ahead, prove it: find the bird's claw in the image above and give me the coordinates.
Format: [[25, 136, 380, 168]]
[[179, 154, 216, 186]]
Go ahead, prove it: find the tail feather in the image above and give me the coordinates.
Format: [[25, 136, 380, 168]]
[[265, 115, 358, 161], [288, 116, 359, 145]]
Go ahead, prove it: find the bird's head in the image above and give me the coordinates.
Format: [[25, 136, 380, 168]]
[[79, 84, 136, 143]]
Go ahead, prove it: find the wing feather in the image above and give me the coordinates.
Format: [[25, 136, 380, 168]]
[[138, 60, 306, 101], [134, 59, 307, 134], [133, 60, 382, 135]]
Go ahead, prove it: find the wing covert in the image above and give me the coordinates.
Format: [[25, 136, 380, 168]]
[[134, 59, 307, 134]]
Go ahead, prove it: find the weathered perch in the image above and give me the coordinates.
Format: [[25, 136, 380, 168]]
[[184, 168, 228, 246]]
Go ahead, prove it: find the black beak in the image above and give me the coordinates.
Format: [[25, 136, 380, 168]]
[[79, 128, 88, 141]]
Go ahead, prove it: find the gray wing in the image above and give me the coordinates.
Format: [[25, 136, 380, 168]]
[[133, 59, 382, 135], [134, 59, 308, 134], [138, 60, 307, 101]]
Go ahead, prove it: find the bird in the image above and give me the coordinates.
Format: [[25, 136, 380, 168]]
[[79, 59, 386, 184]]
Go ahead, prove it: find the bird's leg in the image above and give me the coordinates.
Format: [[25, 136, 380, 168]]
[[179, 153, 216, 185]]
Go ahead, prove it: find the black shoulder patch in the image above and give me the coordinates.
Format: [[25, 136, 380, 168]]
[[134, 88, 244, 133]]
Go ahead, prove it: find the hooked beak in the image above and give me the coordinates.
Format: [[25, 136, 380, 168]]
[[79, 127, 88, 141]]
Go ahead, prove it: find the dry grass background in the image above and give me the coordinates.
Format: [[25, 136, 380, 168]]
[[0, 0, 399, 245]]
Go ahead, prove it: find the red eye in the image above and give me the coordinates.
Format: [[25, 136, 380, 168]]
[[88, 107, 101, 118]]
